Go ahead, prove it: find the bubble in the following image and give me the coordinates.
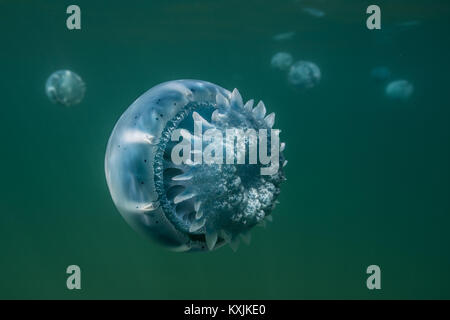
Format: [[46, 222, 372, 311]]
[[45, 70, 86, 106], [271, 52, 293, 71], [288, 61, 321, 89], [385, 80, 414, 100]]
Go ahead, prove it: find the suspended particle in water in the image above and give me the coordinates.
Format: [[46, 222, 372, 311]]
[[288, 61, 321, 89], [385, 80, 414, 100], [45, 70, 86, 107], [271, 52, 294, 71], [370, 66, 392, 82], [105, 80, 287, 252]]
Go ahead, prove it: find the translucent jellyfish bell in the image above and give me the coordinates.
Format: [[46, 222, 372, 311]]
[[271, 52, 294, 71], [385, 80, 414, 100], [45, 70, 86, 106], [370, 66, 392, 82], [105, 80, 286, 252], [288, 61, 321, 89]]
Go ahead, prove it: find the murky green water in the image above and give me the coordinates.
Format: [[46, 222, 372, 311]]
[[1, 0, 449, 299]]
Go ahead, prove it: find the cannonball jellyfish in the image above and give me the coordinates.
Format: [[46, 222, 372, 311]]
[[370, 66, 391, 82], [288, 61, 321, 89], [271, 52, 294, 71], [105, 80, 286, 252], [45, 70, 86, 106], [385, 80, 414, 100]]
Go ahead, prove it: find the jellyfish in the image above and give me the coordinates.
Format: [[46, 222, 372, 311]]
[[288, 61, 321, 89], [105, 80, 286, 252], [385, 80, 414, 100], [45, 70, 85, 107], [302, 7, 326, 18], [271, 52, 294, 71], [272, 31, 296, 42], [370, 66, 391, 82]]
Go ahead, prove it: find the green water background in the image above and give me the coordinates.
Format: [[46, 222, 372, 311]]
[[1, 0, 450, 299]]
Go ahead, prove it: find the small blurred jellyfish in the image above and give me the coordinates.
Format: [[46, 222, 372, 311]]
[[45, 70, 86, 107], [272, 31, 296, 41], [385, 80, 414, 100], [288, 61, 321, 89], [396, 20, 421, 29], [370, 66, 391, 82], [302, 7, 326, 18], [271, 52, 294, 71]]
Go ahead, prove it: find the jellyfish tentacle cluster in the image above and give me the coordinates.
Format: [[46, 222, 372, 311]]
[[105, 80, 286, 252]]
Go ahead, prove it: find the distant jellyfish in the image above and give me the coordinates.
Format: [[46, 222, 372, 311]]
[[370, 66, 391, 82], [45, 70, 86, 106], [288, 61, 321, 89], [385, 80, 414, 100], [271, 52, 294, 71], [302, 7, 326, 18], [272, 31, 296, 42]]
